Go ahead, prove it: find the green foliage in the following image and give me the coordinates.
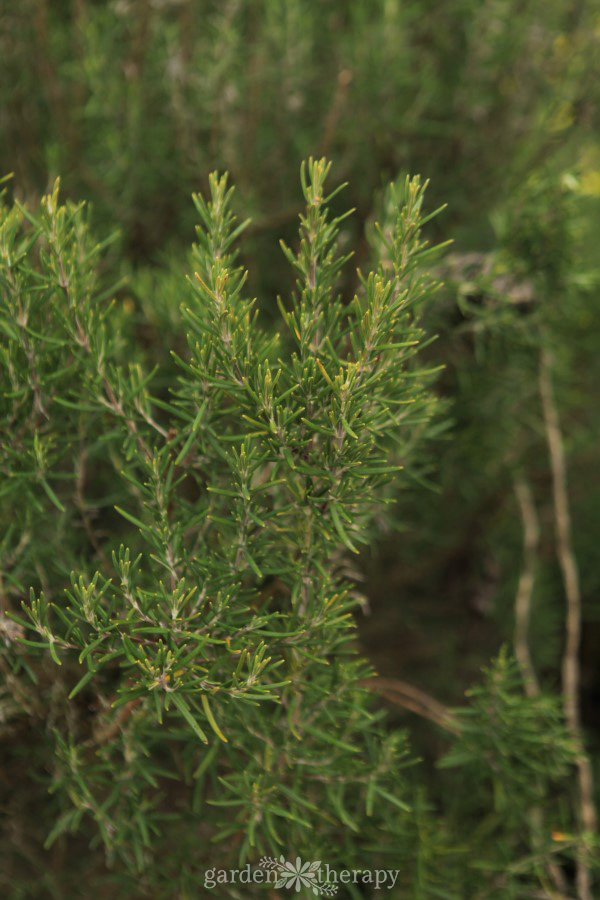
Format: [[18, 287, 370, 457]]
[[435, 653, 586, 899], [0, 161, 451, 896], [441, 650, 576, 801], [2, 150, 597, 898], [2, 0, 598, 258]]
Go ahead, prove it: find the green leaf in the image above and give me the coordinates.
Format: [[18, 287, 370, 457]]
[[201, 694, 228, 743], [172, 694, 209, 744], [40, 478, 65, 512], [114, 505, 151, 534], [330, 503, 359, 554], [68, 668, 96, 699], [374, 786, 411, 813], [303, 723, 358, 753]]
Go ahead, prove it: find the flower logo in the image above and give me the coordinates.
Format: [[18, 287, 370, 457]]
[[259, 856, 338, 896]]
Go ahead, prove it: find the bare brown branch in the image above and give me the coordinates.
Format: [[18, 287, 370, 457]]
[[513, 476, 541, 697], [361, 676, 461, 734], [539, 347, 597, 900]]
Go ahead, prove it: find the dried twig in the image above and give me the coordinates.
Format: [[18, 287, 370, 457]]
[[539, 347, 597, 900], [75, 435, 112, 576], [318, 69, 354, 158], [513, 476, 541, 697], [91, 698, 143, 748], [513, 477, 569, 894], [361, 676, 461, 734]]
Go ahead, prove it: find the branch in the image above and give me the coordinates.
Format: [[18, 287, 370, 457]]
[[539, 347, 597, 900], [74, 434, 112, 576], [513, 476, 540, 697], [361, 676, 461, 734], [513, 475, 570, 895], [91, 698, 143, 748]]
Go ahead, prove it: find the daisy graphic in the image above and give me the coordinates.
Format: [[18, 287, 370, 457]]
[[260, 855, 337, 895], [276, 857, 320, 890]]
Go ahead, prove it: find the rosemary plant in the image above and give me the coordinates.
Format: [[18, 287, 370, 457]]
[[1, 160, 446, 896]]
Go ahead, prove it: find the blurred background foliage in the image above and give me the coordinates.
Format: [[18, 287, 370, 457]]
[[2, 0, 600, 894]]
